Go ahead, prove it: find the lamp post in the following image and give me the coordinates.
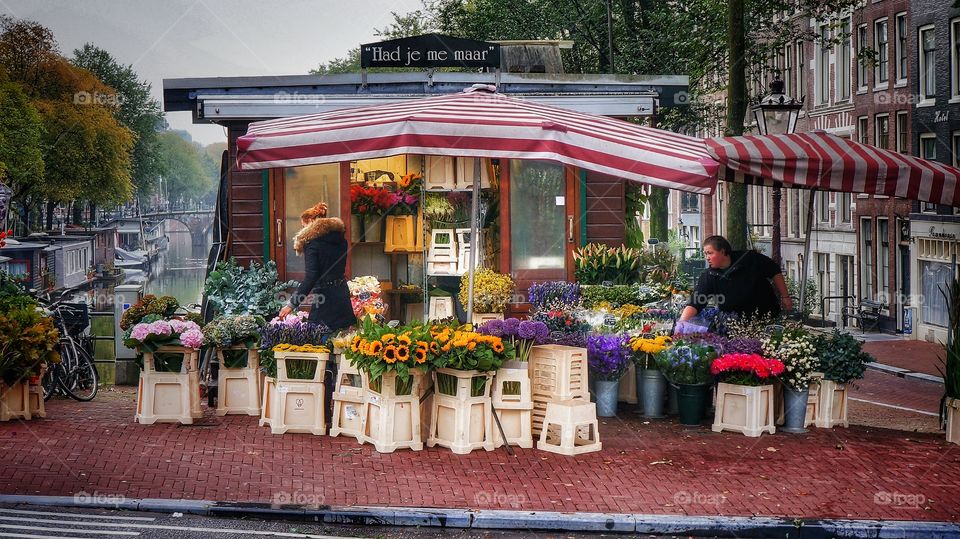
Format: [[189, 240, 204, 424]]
[[752, 79, 803, 267]]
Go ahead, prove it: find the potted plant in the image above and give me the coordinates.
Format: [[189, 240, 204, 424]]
[[762, 325, 819, 433], [710, 352, 784, 437], [655, 340, 716, 425], [459, 268, 514, 325], [349, 182, 392, 242], [629, 334, 672, 418], [813, 329, 871, 429], [124, 316, 204, 371], [586, 334, 631, 417], [203, 259, 297, 319], [527, 281, 582, 312], [0, 284, 60, 421], [939, 278, 960, 444], [119, 294, 180, 331], [202, 314, 265, 416]]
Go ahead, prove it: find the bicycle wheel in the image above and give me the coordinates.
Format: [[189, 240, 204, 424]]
[[41, 363, 60, 401], [62, 346, 99, 401]]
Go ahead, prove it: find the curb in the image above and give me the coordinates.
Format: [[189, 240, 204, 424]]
[[2, 495, 959, 538], [867, 362, 944, 385]]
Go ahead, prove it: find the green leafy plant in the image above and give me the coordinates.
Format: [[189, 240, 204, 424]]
[[581, 285, 640, 308], [938, 278, 960, 404], [786, 276, 819, 316], [573, 243, 641, 285], [814, 329, 871, 384], [204, 258, 298, 318], [0, 305, 60, 385], [119, 295, 179, 331]]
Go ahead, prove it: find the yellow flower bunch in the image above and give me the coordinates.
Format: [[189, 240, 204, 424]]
[[273, 343, 330, 353], [397, 172, 422, 190], [350, 330, 428, 366], [613, 303, 645, 319], [629, 335, 672, 354], [459, 268, 515, 313]]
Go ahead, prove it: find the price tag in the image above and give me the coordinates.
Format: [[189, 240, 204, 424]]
[[387, 319, 400, 328], [359, 292, 371, 301], [344, 404, 358, 419], [601, 281, 613, 287], [368, 395, 380, 405], [278, 385, 289, 394], [603, 314, 617, 327]]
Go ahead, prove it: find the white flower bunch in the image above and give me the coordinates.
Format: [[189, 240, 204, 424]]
[[762, 327, 820, 390], [348, 275, 382, 297]]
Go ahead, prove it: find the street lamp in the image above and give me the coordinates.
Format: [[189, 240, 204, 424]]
[[753, 79, 804, 268]]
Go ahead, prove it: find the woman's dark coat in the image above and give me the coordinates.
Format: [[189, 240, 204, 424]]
[[288, 217, 355, 332]]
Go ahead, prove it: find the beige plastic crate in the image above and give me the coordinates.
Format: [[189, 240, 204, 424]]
[[537, 400, 602, 456], [28, 379, 45, 419], [271, 380, 326, 435], [455, 157, 492, 189], [492, 365, 533, 448], [529, 345, 589, 400], [428, 297, 455, 321], [816, 378, 849, 428], [948, 398, 960, 445], [216, 347, 260, 416], [425, 155, 456, 189], [135, 346, 202, 425], [259, 376, 277, 428], [384, 215, 417, 253], [331, 356, 365, 440], [275, 351, 329, 383], [711, 382, 776, 437], [428, 368, 495, 454], [0, 381, 30, 421], [471, 312, 503, 327], [361, 371, 425, 452]]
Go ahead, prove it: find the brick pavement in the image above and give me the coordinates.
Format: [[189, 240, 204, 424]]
[[862, 338, 945, 378], [848, 369, 942, 414], [1, 389, 958, 522]]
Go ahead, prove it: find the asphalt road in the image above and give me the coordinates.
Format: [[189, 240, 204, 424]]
[[0, 504, 633, 539]]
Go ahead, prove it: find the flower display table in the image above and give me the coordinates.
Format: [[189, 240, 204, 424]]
[[491, 364, 533, 449], [428, 368, 495, 454], [216, 346, 261, 416], [711, 382, 776, 437], [0, 381, 30, 422], [361, 371, 426, 453], [135, 346, 202, 425], [267, 351, 329, 435]]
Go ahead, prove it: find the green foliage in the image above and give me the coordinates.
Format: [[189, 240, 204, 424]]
[[204, 258, 298, 319], [0, 272, 60, 384], [581, 285, 639, 309], [119, 295, 179, 331], [814, 329, 871, 384], [201, 314, 265, 348], [157, 131, 216, 205], [573, 243, 640, 285], [0, 82, 44, 204], [786, 276, 819, 316], [638, 247, 680, 285], [939, 279, 960, 401]]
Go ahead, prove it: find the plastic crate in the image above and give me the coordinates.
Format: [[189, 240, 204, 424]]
[[529, 345, 589, 400]]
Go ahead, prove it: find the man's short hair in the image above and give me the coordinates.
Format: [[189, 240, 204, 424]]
[[702, 235, 733, 255]]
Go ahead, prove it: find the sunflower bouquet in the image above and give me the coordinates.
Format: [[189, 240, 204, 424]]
[[346, 316, 434, 390], [429, 322, 515, 396]]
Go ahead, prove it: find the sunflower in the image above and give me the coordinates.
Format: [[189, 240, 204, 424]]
[[441, 342, 452, 353], [383, 344, 398, 364], [467, 342, 477, 351], [369, 340, 383, 356], [414, 348, 427, 364], [398, 334, 412, 346], [492, 341, 504, 353], [429, 342, 440, 354], [396, 345, 410, 362], [350, 336, 361, 353], [381, 333, 396, 344]]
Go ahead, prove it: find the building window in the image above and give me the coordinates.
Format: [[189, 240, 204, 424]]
[[877, 218, 889, 305], [857, 24, 868, 90], [817, 24, 831, 104], [875, 114, 890, 150], [857, 116, 869, 145], [896, 111, 909, 154], [818, 191, 830, 223], [921, 261, 953, 328], [954, 131, 960, 167], [920, 25, 936, 101], [874, 18, 889, 85], [953, 19, 960, 98], [840, 192, 852, 223], [861, 217, 873, 300], [784, 43, 793, 97], [921, 133, 937, 160], [796, 40, 805, 99], [817, 253, 831, 315], [681, 192, 700, 212], [838, 18, 851, 100], [895, 13, 907, 83]]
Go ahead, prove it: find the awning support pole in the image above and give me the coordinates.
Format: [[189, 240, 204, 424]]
[[798, 188, 817, 323], [465, 159, 481, 323]]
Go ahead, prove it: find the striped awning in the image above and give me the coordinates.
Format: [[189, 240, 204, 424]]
[[237, 86, 719, 194], [706, 131, 960, 206]]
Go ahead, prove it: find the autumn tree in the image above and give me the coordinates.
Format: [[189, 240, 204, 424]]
[[157, 131, 215, 207], [0, 81, 45, 224]]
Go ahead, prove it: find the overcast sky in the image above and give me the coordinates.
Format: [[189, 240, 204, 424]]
[[1, 0, 421, 145]]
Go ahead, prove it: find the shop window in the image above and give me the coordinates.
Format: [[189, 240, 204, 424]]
[[509, 160, 565, 270], [919, 25, 936, 102], [817, 191, 829, 223], [895, 13, 907, 83], [896, 112, 909, 154], [921, 261, 953, 328], [857, 24, 869, 91], [284, 162, 342, 277], [874, 18, 889, 85], [860, 217, 873, 300], [838, 18, 851, 101]]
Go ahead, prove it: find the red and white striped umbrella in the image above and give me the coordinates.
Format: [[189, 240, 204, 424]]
[[237, 86, 719, 194], [706, 131, 960, 206]]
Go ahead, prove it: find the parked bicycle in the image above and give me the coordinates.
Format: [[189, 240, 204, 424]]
[[37, 296, 99, 401]]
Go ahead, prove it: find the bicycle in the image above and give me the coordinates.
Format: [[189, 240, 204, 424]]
[[39, 299, 100, 402]]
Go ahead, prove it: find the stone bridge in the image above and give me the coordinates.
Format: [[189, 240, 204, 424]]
[[141, 209, 215, 248]]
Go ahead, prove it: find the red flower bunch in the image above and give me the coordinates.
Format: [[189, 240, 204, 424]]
[[350, 183, 393, 216], [0, 229, 12, 249], [710, 353, 785, 387]]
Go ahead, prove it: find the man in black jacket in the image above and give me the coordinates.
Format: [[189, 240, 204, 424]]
[[678, 235, 792, 324]]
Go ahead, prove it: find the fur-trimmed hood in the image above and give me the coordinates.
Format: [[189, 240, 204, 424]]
[[293, 217, 345, 255]]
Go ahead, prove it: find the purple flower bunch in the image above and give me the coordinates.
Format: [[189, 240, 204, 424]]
[[260, 314, 330, 351], [479, 318, 549, 361], [586, 334, 632, 381], [527, 281, 582, 312]]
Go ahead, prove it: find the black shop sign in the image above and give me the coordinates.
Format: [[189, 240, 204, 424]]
[[361, 34, 500, 69]]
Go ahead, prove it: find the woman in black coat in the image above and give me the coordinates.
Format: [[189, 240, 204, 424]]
[[277, 202, 355, 332]]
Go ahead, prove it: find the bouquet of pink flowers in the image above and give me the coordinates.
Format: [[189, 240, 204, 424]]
[[124, 316, 204, 351], [348, 276, 386, 319]]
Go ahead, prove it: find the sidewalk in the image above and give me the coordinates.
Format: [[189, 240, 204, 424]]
[[860, 335, 946, 381], [1, 388, 958, 523]]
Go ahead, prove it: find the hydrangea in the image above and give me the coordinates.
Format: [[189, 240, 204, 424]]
[[179, 328, 204, 349]]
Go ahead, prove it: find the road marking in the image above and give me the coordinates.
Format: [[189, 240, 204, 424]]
[[0, 516, 358, 538], [0, 524, 137, 536], [849, 397, 939, 416], [0, 533, 93, 539], [0, 509, 154, 521]]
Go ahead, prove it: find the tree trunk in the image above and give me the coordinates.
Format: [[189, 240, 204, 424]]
[[72, 201, 83, 225], [725, 0, 749, 251], [89, 202, 97, 227], [772, 186, 782, 265], [648, 187, 669, 242], [45, 200, 55, 231]]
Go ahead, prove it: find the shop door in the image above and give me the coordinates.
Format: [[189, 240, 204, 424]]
[[269, 164, 342, 282], [505, 160, 579, 294], [838, 255, 854, 325]]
